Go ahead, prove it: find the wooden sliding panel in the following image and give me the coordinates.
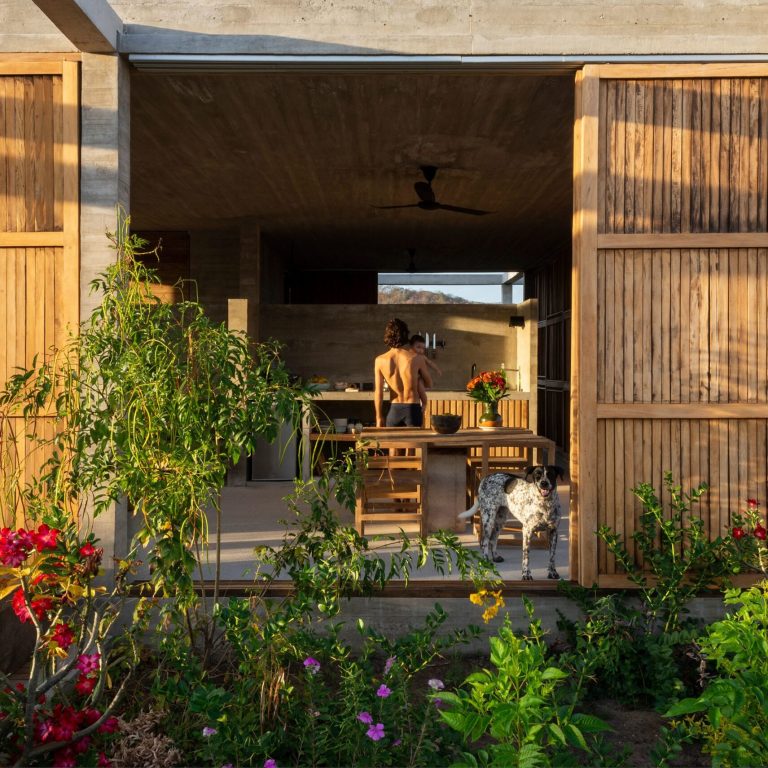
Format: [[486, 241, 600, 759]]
[[0, 59, 79, 527], [574, 65, 768, 586]]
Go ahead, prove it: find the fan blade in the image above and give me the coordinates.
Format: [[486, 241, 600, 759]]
[[371, 203, 421, 209], [414, 181, 435, 203], [434, 203, 494, 216]]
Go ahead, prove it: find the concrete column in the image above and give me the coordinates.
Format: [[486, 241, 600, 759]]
[[239, 219, 261, 342], [80, 52, 130, 580]]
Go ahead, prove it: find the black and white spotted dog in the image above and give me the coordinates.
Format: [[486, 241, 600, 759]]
[[458, 466, 564, 580]]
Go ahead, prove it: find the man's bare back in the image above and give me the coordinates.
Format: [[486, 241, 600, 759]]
[[374, 347, 432, 426]]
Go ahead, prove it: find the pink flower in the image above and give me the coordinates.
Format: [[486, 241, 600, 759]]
[[37, 719, 56, 742], [376, 684, 391, 698], [0, 527, 34, 566], [427, 678, 445, 691], [97, 754, 112, 768], [76, 652, 101, 675], [357, 711, 373, 724], [384, 656, 396, 675], [51, 623, 75, 650], [75, 675, 97, 696], [98, 715, 120, 734], [74, 736, 92, 754], [202, 726, 218, 737], [264, 760, 277, 768], [303, 657, 320, 674], [393, 738, 402, 746], [366, 722, 385, 741], [52, 749, 77, 768], [33, 524, 60, 552], [433, 697, 443, 708]]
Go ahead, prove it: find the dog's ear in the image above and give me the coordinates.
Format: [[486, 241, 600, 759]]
[[524, 466, 536, 481], [549, 465, 565, 480]]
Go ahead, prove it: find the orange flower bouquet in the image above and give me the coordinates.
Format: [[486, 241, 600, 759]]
[[466, 370, 509, 404]]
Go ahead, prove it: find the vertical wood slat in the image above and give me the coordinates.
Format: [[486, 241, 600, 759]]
[[601, 78, 768, 234], [0, 59, 79, 526], [592, 69, 768, 583]]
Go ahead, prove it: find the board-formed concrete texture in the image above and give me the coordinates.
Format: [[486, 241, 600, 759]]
[[110, 0, 768, 56]]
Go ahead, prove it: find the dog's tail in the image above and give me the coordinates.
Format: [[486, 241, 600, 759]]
[[457, 500, 478, 521]]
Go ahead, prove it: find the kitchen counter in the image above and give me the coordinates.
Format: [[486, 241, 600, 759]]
[[311, 390, 531, 401]]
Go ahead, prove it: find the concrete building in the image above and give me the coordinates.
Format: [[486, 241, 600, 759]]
[[1, 1, 768, 593]]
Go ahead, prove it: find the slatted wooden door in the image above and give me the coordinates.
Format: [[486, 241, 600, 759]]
[[0, 58, 79, 525], [572, 64, 768, 586]]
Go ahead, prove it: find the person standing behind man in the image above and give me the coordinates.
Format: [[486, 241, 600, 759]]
[[374, 318, 433, 427]]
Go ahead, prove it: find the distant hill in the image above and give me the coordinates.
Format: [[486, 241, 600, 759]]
[[378, 286, 474, 304]]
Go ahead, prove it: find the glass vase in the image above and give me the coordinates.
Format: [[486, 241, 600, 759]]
[[478, 401, 503, 429]]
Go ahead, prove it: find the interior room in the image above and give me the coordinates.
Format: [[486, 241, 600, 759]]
[[127, 67, 575, 581]]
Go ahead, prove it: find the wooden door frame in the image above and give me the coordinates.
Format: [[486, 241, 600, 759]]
[[571, 63, 768, 588]]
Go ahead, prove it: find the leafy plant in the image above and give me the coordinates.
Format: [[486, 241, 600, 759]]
[[556, 584, 691, 708], [437, 598, 611, 768], [598, 472, 732, 633], [727, 498, 768, 575], [0, 211, 313, 660], [662, 582, 768, 767]]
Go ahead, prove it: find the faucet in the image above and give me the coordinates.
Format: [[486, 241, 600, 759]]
[[471, 363, 477, 379]]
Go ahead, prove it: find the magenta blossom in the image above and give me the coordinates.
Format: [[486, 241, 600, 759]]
[[264, 760, 277, 768], [366, 722, 385, 741], [384, 656, 396, 675], [427, 678, 445, 691], [376, 684, 391, 698], [76, 653, 101, 676], [357, 711, 373, 724], [202, 726, 218, 737], [433, 697, 443, 708], [393, 738, 402, 746], [303, 657, 321, 675]]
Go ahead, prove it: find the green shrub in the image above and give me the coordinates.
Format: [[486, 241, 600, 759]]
[[436, 598, 612, 768], [662, 582, 768, 767]]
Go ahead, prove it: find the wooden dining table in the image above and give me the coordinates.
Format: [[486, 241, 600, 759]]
[[356, 426, 556, 532]]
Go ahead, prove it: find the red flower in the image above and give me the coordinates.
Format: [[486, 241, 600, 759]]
[[755, 524, 767, 540], [733, 526, 746, 540], [81, 707, 102, 726], [51, 622, 75, 650], [79, 542, 97, 558], [12, 589, 54, 623], [74, 675, 96, 696], [747, 499, 760, 509], [98, 715, 119, 734], [73, 735, 92, 754], [33, 524, 60, 552], [97, 753, 112, 768], [52, 748, 77, 768], [0, 527, 34, 567]]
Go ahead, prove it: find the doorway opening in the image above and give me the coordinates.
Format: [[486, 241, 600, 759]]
[[129, 68, 575, 583]]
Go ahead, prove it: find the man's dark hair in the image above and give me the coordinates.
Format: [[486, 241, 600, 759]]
[[384, 318, 409, 348], [410, 334, 425, 345]]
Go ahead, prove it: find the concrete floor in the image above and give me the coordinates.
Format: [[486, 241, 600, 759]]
[[207, 481, 570, 582]]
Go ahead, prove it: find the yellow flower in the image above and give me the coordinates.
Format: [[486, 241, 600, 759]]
[[469, 590, 486, 606]]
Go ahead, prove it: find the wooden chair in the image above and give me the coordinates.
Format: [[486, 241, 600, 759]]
[[354, 441, 426, 537]]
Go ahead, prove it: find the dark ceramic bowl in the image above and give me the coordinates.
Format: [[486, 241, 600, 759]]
[[431, 414, 462, 434]]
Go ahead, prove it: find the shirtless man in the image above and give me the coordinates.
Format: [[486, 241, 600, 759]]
[[374, 318, 433, 427]]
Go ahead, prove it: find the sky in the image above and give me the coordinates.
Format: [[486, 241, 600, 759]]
[[384, 283, 524, 303]]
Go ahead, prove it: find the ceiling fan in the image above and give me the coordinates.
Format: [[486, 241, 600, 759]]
[[373, 166, 494, 216]]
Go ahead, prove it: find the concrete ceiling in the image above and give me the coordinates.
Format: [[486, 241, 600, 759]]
[[130, 71, 574, 272]]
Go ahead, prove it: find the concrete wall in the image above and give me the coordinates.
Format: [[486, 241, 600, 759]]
[[188, 229, 240, 325], [260, 301, 536, 391], [0, 0, 74, 52], [111, 0, 768, 56]]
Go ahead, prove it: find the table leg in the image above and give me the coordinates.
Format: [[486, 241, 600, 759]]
[[481, 445, 489, 477]]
